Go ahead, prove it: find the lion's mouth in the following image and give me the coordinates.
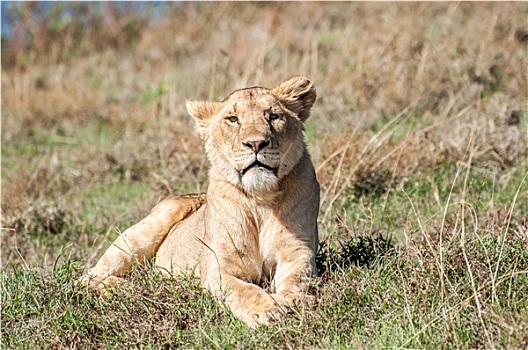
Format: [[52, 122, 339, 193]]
[[239, 161, 278, 177]]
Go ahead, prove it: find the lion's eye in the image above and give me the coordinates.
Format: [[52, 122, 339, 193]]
[[269, 113, 280, 121], [226, 116, 239, 124]]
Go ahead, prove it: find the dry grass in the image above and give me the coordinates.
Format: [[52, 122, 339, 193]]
[[1, 2, 527, 348], [3, 2, 526, 226]]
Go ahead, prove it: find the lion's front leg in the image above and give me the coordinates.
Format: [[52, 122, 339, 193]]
[[82, 194, 206, 293], [272, 243, 317, 306], [200, 240, 289, 326], [206, 271, 289, 327]]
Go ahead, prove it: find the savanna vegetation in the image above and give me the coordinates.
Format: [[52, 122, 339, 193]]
[[1, 2, 527, 349]]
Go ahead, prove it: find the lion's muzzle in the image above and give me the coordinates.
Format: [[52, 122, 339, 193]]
[[243, 139, 270, 154], [239, 160, 278, 177]]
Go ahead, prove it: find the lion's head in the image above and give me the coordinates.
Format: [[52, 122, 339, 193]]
[[186, 77, 316, 195]]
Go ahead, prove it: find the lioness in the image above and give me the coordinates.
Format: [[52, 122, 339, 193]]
[[83, 76, 320, 326]]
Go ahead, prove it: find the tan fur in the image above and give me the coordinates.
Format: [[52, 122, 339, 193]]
[[82, 77, 320, 326]]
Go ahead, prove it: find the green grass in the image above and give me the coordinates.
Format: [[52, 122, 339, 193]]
[[2, 162, 527, 349], [3, 220, 527, 348]]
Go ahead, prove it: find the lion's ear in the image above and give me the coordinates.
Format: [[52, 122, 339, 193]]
[[186, 100, 221, 133], [271, 76, 316, 122]]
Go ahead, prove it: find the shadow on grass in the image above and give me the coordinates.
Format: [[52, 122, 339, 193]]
[[315, 233, 394, 279]]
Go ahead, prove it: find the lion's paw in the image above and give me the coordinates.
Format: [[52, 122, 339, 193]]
[[245, 293, 291, 327], [80, 274, 123, 295]]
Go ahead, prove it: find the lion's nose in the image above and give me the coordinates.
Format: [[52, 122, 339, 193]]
[[243, 140, 269, 153]]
